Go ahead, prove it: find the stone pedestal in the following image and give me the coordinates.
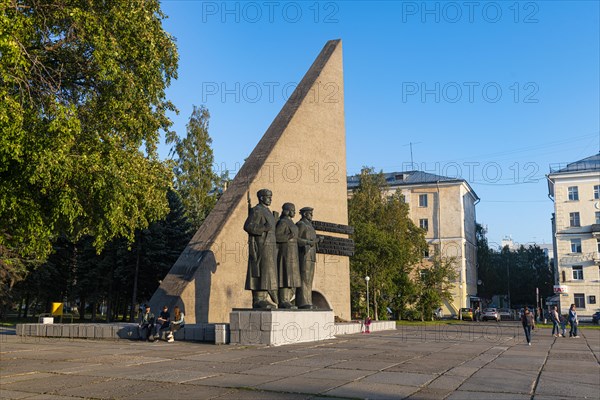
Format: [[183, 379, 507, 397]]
[[229, 309, 335, 346]]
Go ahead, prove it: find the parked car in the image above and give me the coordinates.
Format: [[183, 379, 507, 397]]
[[498, 308, 512, 320], [592, 311, 600, 325], [460, 308, 473, 321], [482, 308, 500, 321]]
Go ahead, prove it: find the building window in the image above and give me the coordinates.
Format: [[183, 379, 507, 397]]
[[570, 239, 582, 253], [568, 186, 579, 201], [594, 185, 600, 200], [419, 194, 428, 207], [423, 248, 429, 258], [419, 218, 429, 232], [597, 238, 600, 252], [596, 211, 600, 224], [572, 265, 583, 280], [589, 295, 597, 305], [574, 293, 585, 309], [569, 212, 580, 227]]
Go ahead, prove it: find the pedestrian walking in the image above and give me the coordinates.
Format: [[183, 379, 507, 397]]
[[568, 304, 579, 338], [551, 305, 560, 337], [521, 306, 535, 345]]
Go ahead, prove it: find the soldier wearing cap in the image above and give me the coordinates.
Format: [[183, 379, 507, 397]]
[[296, 207, 322, 309], [244, 189, 278, 309], [275, 203, 301, 309]]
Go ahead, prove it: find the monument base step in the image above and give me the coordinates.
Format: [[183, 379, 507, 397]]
[[229, 309, 396, 346]]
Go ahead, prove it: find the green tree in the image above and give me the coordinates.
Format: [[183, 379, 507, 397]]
[[349, 168, 426, 320], [415, 255, 458, 321], [168, 105, 220, 230], [0, 1, 179, 293]]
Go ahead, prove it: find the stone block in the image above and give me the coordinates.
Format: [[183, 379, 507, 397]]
[[46, 324, 62, 337], [239, 312, 250, 330], [215, 324, 228, 344], [79, 325, 95, 338], [249, 312, 261, 329], [204, 325, 215, 342], [230, 330, 240, 344], [230, 312, 240, 331], [95, 325, 113, 339], [16, 324, 23, 336]]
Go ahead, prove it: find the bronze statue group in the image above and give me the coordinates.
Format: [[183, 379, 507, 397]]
[[245, 189, 323, 310]]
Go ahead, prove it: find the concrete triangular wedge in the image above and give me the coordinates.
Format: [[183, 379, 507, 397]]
[[150, 40, 349, 323]]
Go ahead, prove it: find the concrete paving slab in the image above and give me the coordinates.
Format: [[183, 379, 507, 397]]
[[299, 367, 372, 381], [325, 381, 419, 399], [444, 366, 480, 377], [253, 375, 349, 395], [447, 390, 530, 399], [2, 374, 110, 395], [240, 364, 317, 377], [131, 383, 235, 400], [362, 371, 437, 387], [458, 367, 538, 394], [385, 359, 460, 374], [0, 372, 55, 384], [328, 359, 400, 371], [405, 387, 453, 400], [271, 356, 343, 368], [0, 389, 37, 399], [185, 372, 283, 388], [535, 375, 600, 399], [538, 370, 600, 386], [25, 395, 83, 399], [426, 375, 466, 391], [213, 389, 312, 399], [134, 369, 220, 383], [54, 379, 151, 399]]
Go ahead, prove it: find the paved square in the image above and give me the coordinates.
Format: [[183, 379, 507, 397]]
[[1, 323, 598, 399]]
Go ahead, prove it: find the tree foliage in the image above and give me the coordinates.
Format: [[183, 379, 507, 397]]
[[9, 190, 192, 320], [415, 255, 457, 321], [0, 0, 179, 290], [476, 225, 553, 307], [349, 168, 427, 320], [167, 105, 219, 229]]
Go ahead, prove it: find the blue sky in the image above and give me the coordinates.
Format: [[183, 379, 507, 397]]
[[158, 1, 599, 247]]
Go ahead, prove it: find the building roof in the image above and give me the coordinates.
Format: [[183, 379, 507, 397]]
[[347, 170, 479, 200], [549, 152, 600, 174]]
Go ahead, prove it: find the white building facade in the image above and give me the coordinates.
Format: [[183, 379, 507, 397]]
[[348, 171, 480, 317], [547, 153, 600, 317]]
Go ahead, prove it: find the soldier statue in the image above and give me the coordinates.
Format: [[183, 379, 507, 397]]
[[244, 189, 278, 309], [296, 207, 322, 309], [275, 203, 301, 309]]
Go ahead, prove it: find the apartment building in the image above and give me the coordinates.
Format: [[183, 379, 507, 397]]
[[547, 153, 600, 317], [348, 171, 480, 317]]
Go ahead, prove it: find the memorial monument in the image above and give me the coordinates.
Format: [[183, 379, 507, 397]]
[[149, 40, 353, 328]]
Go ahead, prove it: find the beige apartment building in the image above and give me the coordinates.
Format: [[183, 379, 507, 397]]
[[547, 153, 600, 318], [348, 171, 480, 318]]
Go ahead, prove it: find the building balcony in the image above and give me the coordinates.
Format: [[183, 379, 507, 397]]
[[592, 224, 600, 238]]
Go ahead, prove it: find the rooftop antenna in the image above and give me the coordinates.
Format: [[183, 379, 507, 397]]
[[403, 142, 422, 170]]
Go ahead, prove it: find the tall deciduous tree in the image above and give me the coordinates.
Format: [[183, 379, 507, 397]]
[[0, 1, 179, 292], [168, 105, 219, 229], [415, 255, 457, 321], [349, 168, 426, 320]]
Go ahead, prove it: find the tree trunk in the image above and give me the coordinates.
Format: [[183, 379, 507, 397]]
[[79, 296, 86, 321], [130, 232, 142, 322], [91, 301, 97, 321], [374, 288, 379, 321]]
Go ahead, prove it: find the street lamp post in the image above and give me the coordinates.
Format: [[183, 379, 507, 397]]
[[365, 276, 370, 319]]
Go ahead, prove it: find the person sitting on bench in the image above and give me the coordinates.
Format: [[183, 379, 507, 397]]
[[167, 306, 184, 343]]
